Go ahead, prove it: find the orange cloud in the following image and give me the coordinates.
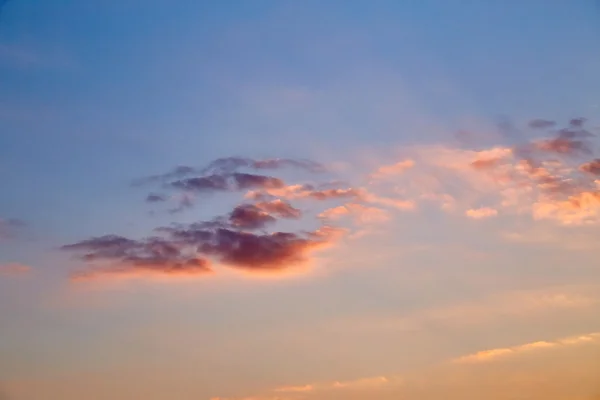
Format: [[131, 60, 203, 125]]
[[362, 118, 600, 225], [331, 376, 390, 389], [532, 191, 600, 225], [274, 384, 313, 393], [453, 332, 600, 364]]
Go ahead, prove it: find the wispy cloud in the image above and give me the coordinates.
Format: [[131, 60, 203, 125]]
[[212, 329, 600, 400], [453, 332, 600, 364], [273, 384, 313, 393], [212, 374, 396, 400]]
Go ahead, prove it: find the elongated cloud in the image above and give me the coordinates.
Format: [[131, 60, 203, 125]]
[[145, 193, 167, 203], [528, 119, 556, 129], [62, 235, 212, 280], [63, 198, 343, 279], [453, 332, 600, 364], [170, 172, 285, 193], [134, 157, 325, 186], [203, 157, 326, 174], [273, 385, 313, 393], [214, 374, 394, 400], [249, 184, 365, 202], [249, 184, 415, 211]]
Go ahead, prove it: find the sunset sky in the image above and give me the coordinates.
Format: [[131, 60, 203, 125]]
[[1, 1, 600, 399]]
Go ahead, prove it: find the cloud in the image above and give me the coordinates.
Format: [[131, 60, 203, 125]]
[[254, 199, 302, 219], [453, 332, 600, 364], [64, 222, 343, 279], [368, 118, 600, 225], [62, 235, 213, 280], [530, 119, 594, 156], [64, 117, 600, 281], [203, 157, 326, 174], [0, 218, 25, 240], [250, 183, 415, 212], [145, 193, 167, 203], [465, 207, 498, 219], [214, 374, 395, 400], [533, 135, 592, 156], [65, 153, 366, 280], [331, 376, 390, 389], [532, 191, 600, 225], [0, 263, 31, 277], [134, 157, 325, 187], [226, 201, 302, 231], [528, 119, 556, 129], [246, 183, 362, 202], [211, 327, 600, 400], [580, 159, 600, 175], [165, 173, 285, 200], [196, 226, 342, 272], [273, 385, 313, 393], [228, 204, 277, 230]]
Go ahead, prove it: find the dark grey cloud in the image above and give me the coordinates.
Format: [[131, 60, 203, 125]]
[[62, 235, 212, 278], [135, 157, 325, 187], [170, 174, 229, 192], [202, 157, 326, 174], [146, 193, 167, 203], [63, 221, 336, 277], [528, 119, 556, 129], [170, 172, 284, 193]]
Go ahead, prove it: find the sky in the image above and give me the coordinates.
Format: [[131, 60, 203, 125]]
[[1, 1, 600, 399]]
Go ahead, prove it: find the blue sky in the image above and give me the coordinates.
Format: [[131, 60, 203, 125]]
[[1, 1, 600, 399]]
